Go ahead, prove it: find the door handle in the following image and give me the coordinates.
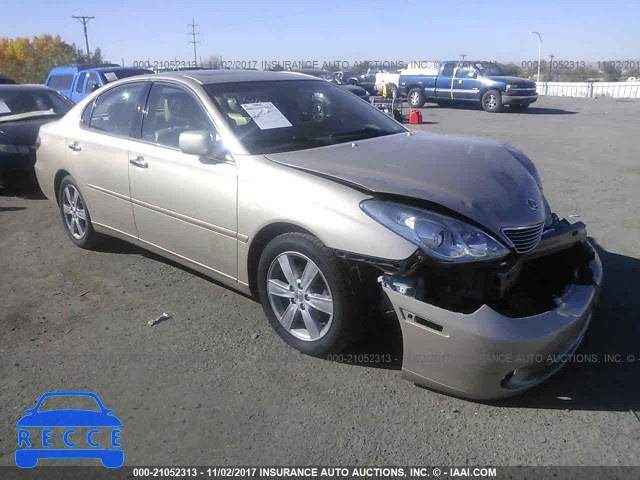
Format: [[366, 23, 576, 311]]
[[68, 142, 81, 152], [129, 156, 148, 168]]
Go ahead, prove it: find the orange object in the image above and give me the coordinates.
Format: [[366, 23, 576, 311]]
[[409, 110, 423, 124]]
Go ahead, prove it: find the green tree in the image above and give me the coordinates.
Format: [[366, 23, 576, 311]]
[[0, 35, 107, 83]]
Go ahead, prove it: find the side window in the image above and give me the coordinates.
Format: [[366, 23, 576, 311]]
[[86, 72, 100, 93], [141, 83, 214, 149], [88, 82, 147, 137], [81, 101, 94, 126], [441, 63, 455, 77], [75, 74, 87, 93], [455, 64, 476, 78]]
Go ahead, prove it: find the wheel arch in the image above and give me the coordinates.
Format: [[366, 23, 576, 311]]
[[53, 169, 72, 205], [247, 222, 317, 298]]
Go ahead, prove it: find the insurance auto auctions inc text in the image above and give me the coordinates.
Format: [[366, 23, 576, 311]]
[[256, 466, 497, 477]]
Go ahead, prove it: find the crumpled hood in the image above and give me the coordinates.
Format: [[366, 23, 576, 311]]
[[265, 131, 547, 241]]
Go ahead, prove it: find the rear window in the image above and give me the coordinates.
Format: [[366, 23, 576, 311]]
[[47, 73, 74, 90]]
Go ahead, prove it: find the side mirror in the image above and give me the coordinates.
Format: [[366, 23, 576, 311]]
[[89, 82, 100, 92], [468, 71, 477, 78], [179, 130, 228, 160], [347, 78, 357, 85]]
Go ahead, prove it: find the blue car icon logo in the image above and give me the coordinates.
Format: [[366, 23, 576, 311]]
[[15, 391, 123, 468]]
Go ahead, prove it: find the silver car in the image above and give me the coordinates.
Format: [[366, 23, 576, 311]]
[[35, 71, 602, 399]]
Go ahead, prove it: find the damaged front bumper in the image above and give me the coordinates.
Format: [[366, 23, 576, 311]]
[[379, 222, 602, 400]]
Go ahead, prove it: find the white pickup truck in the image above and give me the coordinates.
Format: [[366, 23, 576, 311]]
[[375, 62, 440, 96]]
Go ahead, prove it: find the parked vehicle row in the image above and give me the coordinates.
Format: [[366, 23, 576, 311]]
[[34, 70, 601, 399], [45, 64, 153, 102], [290, 69, 370, 101]]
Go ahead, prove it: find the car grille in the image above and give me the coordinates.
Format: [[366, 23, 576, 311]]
[[502, 222, 545, 253]]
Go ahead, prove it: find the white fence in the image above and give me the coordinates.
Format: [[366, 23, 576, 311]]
[[536, 81, 640, 99]]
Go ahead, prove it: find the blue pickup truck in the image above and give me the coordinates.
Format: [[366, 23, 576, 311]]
[[45, 65, 153, 103], [399, 61, 537, 112]]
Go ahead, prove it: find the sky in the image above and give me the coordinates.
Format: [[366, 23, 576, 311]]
[[1, 0, 639, 67]]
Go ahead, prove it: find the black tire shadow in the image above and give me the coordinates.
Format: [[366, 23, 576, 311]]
[[93, 235, 255, 301], [419, 102, 577, 115]]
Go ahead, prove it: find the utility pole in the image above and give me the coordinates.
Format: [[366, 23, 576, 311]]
[[188, 18, 200, 66], [460, 54, 467, 61], [72, 15, 95, 61], [549, 53, 555, 81], [529, 31, 542, 82]]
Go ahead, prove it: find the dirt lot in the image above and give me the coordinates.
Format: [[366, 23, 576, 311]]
[[1, 96, 639, 468]]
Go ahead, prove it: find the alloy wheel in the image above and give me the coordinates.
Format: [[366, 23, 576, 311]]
[[266, 252, 334, 341], [62, 184, 87, 240]]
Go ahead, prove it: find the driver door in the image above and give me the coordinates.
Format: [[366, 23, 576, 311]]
[[128, 82, 238, 280], [452, 63, 481, 101]]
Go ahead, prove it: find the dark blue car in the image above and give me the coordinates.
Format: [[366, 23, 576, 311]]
[[0, 85, 73, 189], [16, 391, 123, 468]]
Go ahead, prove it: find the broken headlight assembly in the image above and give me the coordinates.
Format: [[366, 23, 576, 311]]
[[361, 200, 510, 262]]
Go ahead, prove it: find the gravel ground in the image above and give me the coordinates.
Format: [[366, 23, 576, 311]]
[[1, 96, 639, 468]]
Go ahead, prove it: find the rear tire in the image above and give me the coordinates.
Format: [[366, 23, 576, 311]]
[[58, 175, 98, 249], [482, 89, 502, 112], [257, 233, 355, 356], [408, 88, 426, 108]]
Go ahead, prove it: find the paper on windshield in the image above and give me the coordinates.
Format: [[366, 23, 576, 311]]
[[240, 102, 292, 130], [104, 72, 118, 82]]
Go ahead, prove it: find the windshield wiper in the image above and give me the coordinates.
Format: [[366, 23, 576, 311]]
[[328, 126, 390, 141]]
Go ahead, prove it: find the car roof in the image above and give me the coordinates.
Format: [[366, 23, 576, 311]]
[[147, 69, 317, 85], [49, 63, 119, 73], [0, 84, 56, 92], [88, 66, 152, 73]]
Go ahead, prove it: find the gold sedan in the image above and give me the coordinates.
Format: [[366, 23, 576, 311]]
[[35, 71, 601, 399]]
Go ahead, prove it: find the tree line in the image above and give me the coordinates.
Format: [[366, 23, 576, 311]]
[[0, 34, 105, 84]]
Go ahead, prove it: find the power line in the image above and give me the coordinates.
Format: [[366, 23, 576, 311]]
[[72, 15, 95, 60], [188, 18, 200, 66]]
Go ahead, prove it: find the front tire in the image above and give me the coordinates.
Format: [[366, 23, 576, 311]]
[[58, 175, 98, 249], [257, 233, 354, 356], [482, 89, 502, 112], [407, 88, 426, 108]]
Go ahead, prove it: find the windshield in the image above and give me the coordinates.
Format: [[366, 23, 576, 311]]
[[474, 62, 509, 76], [0, 89, 73, 122], [205, 80, 405, 154]]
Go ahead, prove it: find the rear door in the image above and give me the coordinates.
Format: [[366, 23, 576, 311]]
[[70, 72, 88, 103], [67, 81, 149, 239]]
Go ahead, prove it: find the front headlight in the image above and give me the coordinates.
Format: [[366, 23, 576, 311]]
[[505, 84, 517, 91], [361, 200, 510, 262]]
